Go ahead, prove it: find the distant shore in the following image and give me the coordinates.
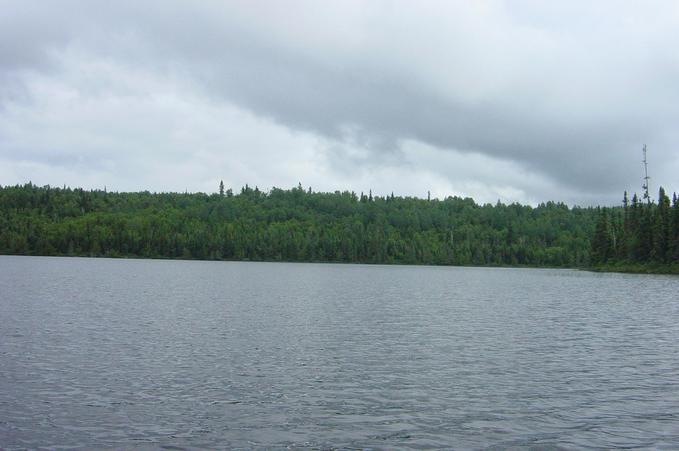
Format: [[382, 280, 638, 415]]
[[2, 183, 677, 273], [3, 252, 678, 275], [589, 262, 679, 275]]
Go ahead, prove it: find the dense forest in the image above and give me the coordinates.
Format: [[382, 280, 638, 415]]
[[591, 188, 679, 272], [1, 182, 677, 271], [1, 183, 598, 267]]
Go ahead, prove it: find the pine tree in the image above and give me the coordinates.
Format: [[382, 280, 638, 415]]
[[626, 193, 644, 261], [219, 180, 225, 197], [637, 202, 654, 262], [670, 193, 679, 261], [620, 191, 630, 260], [652, 187, 671, 262], [591, 208, 613, 265], [609, 208, 623, 259]]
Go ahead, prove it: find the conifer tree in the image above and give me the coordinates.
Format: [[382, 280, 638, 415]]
[[671, 193, 679, 261], [627, 193, 641, 261], [652, 187, 671, 262], [637, 203, 654, 262], [620, 191, 630, 259], [591, 208, 613, 265]]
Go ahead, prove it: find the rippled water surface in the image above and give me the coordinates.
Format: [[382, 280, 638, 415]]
[[1, 256, 679, 449]]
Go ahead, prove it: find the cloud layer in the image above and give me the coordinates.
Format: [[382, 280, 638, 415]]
[[1, 0, 678, 205]]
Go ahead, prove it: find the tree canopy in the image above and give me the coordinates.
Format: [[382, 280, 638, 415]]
[[590, 188, 679, 272], [0, 182, 600, 267]]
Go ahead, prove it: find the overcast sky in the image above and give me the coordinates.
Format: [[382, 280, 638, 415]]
[[1, 1, 678, 205]]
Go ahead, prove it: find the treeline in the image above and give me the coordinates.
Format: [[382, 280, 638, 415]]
[[0, 183, 597, 267], [591, 188, 679, 271]]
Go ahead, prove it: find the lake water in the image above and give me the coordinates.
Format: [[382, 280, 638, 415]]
[[1, 256, 678, 449]]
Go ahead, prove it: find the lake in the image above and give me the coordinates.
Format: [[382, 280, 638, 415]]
[[1, 256, 678, 449]]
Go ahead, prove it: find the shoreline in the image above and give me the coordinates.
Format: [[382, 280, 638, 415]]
[[3, 252, 678, 275], [589, 262, 679, 275]]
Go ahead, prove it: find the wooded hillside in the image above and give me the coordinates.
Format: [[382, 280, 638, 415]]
[[0, 183, 597, 267]]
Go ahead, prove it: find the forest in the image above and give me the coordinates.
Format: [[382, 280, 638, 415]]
[[591, 188, 679, 273], [0, 182, 677, 272]]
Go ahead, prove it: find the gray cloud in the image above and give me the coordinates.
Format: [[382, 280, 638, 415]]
[[1, 0, 678, 204]]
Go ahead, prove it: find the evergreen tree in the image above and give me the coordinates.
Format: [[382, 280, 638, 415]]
[[670, 193, 679, 261], [652, 187, 671, 262], [638, 202, 654, 262], [620, 191, 630, 259], [0, 182, 600, 268], [591, 208, 613, 265]]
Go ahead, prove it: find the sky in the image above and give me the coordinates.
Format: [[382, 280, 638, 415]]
[[1, 1, 678, 206]]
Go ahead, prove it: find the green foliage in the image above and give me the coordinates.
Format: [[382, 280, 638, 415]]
[[591, 208, 613, 265], [0, 183, 599, 267], [672, 193, 679, 261], [591, 187, 679, 270]]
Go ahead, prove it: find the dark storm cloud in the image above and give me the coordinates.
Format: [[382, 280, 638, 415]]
[[1, 0, 678, 203]]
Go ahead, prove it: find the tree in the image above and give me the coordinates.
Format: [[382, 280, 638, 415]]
[[0, 182, 603, 268], [638, 202, 654, 262], [670, 193, 679, 261], [591, 208, 613, 265], [219, 180, 225, 197], [652, 187, 671, 262], [619, 191, 630, 259]]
